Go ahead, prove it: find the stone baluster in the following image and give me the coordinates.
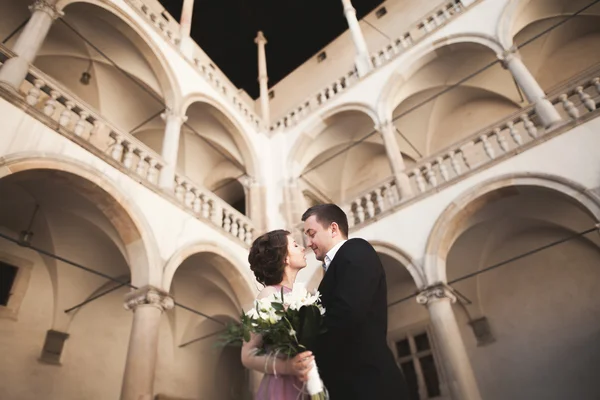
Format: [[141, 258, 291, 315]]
[[506, 121, 523, 146], [74, 111, 89, 137], [43, 90, 59, 117], [558, 94, 579, 119], [353, 200, 365, 224], [135, 153, 148, 178], [449, 150, 462, 176], [413, 168, 427, 193], [592, 78, 600, 94], [424, 163, 438, 187], [576, 86, 596, 111], [480, 134, 495, 160], [230, 215, 239, 237], [174, 176, 185, 202], [191, 189, 201, 214], [384, 181, 398, 207], [58, 100, 74, 127], [493, 128, 509, 153], [201, 194, 211, 219], [363, 196, 375, 219], [520, 114, 538, 138], [237, 222, 246, 241], [223, 211, 232, 233], [122, 143, 135, 169], [442, 6, 452, 20], [373, 187, 385, 215], [245, 226, 253, 245], [110, 133, 124, 162], [26, 79, 44, 106], [91, 120, 102, 141], [453, 1, 462, 13], [182, 182, 193, 208], [421, 20, 431, 33], [437, 157, 450, 182], [147, 159, 159, 185]]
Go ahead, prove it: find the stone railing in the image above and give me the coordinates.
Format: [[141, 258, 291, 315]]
[[346, 69, 600, 228], [270, 0, 473, 132], [269, 69, 360, 131], [191, 58, 263, 131], [0, 46, 255, 246], [124, 0, 263, 130], [0, 55, 166, 186], [370, 0, 466, 68], [173, 173, 254, 245]]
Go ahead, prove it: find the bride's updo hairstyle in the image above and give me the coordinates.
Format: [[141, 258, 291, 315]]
[[248, 229, 290, 286]]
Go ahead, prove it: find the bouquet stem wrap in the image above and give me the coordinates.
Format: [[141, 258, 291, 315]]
[[306, 362, 324, 396]]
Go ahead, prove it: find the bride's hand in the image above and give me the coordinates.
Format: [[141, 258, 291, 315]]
[[288, 351, 314, 381]]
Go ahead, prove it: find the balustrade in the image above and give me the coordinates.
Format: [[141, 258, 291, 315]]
[[0, 46, 255, 246], [346, 68, 600, 228]]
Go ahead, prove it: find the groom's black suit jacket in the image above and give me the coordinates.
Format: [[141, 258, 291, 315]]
[[315, 238, 408, 400]]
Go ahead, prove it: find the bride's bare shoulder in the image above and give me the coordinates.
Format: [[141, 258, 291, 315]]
[[257, 285, 279, 300]]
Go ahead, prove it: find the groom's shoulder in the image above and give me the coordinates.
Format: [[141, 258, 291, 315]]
[[344, 237, 376, 253]]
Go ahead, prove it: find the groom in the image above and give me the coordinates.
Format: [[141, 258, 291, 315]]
[[302, 204, 408, 399]]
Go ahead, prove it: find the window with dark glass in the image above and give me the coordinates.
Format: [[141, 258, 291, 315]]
[[0, 261, 18, 306], [394, 330, 442, 399]]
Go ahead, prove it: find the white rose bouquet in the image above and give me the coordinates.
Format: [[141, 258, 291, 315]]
[[221, 286, 327, 399]]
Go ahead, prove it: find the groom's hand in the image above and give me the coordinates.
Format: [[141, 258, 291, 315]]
[[289, 351, 314, 381]]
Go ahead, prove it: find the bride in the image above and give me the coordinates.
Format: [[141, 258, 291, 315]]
[[241, 229, 315, 400]]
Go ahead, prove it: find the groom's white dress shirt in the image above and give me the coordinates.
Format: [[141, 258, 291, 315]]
[[323, 240, 347, 272]]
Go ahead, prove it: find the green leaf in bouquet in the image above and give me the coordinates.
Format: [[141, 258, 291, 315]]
[[271, 301, 284, 312]]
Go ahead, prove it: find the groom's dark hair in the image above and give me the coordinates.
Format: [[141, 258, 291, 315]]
[[302, 204, 349, 238]]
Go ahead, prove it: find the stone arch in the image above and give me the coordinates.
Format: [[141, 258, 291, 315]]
[[0, 152, 161, 286], [497, 0, 600, 49], [288, 103, 380, 178], [55, 0, 181, 111], [377, 33, 505, 122], [162, 241, 256, 307], [181, 94, 259, 178], [371, 241, 426, 289], [423, 173, 600, 285]]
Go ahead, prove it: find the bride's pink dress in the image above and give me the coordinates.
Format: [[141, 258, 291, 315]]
[[255, 285, 308, 400]]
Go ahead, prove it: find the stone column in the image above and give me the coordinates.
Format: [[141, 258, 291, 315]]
[[159, 111, 187, 190], [239, 175, 265, 232], [417, 285, 482, 400], [178, 0, 195, 54], [120, 286, 174, 400], [378, 121, 413, 199], [501, 49, 561, 127], [255, 31, 270, 125], [340, 0, 372, 77], [0, 0, 62, 90]]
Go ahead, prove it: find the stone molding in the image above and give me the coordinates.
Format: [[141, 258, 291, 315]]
[[30, 0, 64, 20], [124, 285, 174, 312], [416, 283, 457, 305]]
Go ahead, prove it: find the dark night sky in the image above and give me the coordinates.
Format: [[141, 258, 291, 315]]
[[159, 0, 384, 99]]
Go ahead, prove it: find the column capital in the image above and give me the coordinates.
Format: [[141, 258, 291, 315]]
[[238, 174, 258, 188], [254, 30, 267, 45], [499, 46, 521, 68], [29, 0, 64, 20], [416, 283, 457, 305], [375, 119, 396, 133], [124, 286, 174, 312], [161, 111, 188, 126]]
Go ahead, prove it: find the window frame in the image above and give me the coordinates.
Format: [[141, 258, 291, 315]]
[[388, 324, 448, 400], [0, 252, 33, 320]]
